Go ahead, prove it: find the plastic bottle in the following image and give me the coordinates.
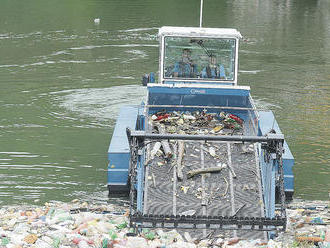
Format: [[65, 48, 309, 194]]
[[325, 228, 330, 242], [1, 237, 10, 246], [52, 237, 60, 248], [78, 240, 90, 248]]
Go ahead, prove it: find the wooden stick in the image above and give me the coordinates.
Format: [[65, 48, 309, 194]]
[[176, 141, 184, 180], [151, 173, 156, 188], [232, 203, 246, 216], [187, 166, 223, 179], [156, 124, 172, 158], [295, 236, 323, 243], [226, 143, 237, 178], [303, 222, 328, 226], [221, 177, 229, 197]]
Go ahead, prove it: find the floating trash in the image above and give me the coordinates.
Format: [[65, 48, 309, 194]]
[[0, 199, 328, 247]]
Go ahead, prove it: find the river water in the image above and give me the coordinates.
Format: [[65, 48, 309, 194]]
[[0, 0, 329, 205]]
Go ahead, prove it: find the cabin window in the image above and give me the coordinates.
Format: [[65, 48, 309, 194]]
[[163, 36, 236, 81]]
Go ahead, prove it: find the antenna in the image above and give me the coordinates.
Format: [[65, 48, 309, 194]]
[[199, 0, 203, 27]]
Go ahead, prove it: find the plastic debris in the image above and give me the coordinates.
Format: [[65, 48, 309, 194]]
[[325, 228, 330, 242], [180, 210, 196, 216], [150, 110, 244, 136], [311, 216, 325, 224], [180, 185, 190, 194], [143, 229, 156, 240], [1, 237, 9, 246], [226, 237, 240, 245], [0, 199, 328, 248], [212, 125, 223, 133], [109, 229, 118, 240], [208, 147, 216, 157], [23, 233, 38, 244], [150, 141, 162, 160]]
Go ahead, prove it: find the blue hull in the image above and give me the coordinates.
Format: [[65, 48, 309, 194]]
[[107, 85, 294, 207]]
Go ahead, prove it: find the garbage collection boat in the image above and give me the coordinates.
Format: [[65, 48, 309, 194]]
[[107, 26, 294, 239]]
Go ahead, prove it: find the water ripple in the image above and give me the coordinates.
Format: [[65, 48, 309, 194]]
[[51, 85, 147, 122]]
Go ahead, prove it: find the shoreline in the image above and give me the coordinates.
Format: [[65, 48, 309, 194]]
[[0, 198, 329, 248]]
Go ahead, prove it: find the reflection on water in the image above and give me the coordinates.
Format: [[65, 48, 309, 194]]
[[0, 0, 329, 204]]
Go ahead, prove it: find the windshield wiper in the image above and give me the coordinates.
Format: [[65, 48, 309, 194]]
[[190, 39, 212, 57]]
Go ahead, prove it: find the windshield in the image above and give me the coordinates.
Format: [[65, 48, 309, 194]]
[[163, 36, 236, 81]]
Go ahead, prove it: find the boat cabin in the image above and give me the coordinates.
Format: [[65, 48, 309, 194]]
[[158, 26, 242, 85]]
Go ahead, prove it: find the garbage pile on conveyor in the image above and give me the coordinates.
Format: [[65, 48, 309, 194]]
[[149, 110, 244, 136], [0, 199, 328, 247], [146, 109, 250, 187]]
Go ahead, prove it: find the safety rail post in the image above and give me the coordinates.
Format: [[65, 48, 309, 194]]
[[276, 140, 286, 230]]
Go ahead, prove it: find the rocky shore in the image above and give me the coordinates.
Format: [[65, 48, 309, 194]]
[[0, 199, 329, 248]]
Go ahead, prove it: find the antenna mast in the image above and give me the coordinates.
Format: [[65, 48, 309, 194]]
[[199, 0, 203, 27]]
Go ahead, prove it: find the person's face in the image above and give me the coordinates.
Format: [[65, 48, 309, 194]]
[[210, 56, 216, 65], [182, 50, 191, 62]]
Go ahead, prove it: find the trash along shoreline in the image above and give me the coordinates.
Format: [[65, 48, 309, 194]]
[[0, 199, 329, 248]]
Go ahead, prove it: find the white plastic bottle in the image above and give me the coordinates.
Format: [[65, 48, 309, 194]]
[[78, 240, 89, 248]]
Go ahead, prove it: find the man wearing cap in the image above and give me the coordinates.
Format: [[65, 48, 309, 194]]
[[201, 54, 226, 79], [172, 48, 197, 78]]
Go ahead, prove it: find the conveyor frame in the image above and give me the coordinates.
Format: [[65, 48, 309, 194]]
[[126, 128, 287, 232]]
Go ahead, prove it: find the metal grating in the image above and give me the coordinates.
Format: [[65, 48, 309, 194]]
[[126, 119, 286, 239]]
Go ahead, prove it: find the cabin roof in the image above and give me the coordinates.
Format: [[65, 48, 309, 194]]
[[159, 26, 242, 39]]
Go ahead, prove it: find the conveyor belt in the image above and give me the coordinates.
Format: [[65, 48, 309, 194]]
[[127, 109, 287, 239], [142, 139, 267, 239]]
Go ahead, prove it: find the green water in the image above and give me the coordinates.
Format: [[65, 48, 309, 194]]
[[0, 0, 329, 205]]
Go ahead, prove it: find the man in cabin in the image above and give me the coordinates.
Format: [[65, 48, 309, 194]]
[[172, 48, 197, 78], [201, 54, 226, 79]]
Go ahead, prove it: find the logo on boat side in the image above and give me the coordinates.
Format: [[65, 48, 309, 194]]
[[190, 89, 206, 94]]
